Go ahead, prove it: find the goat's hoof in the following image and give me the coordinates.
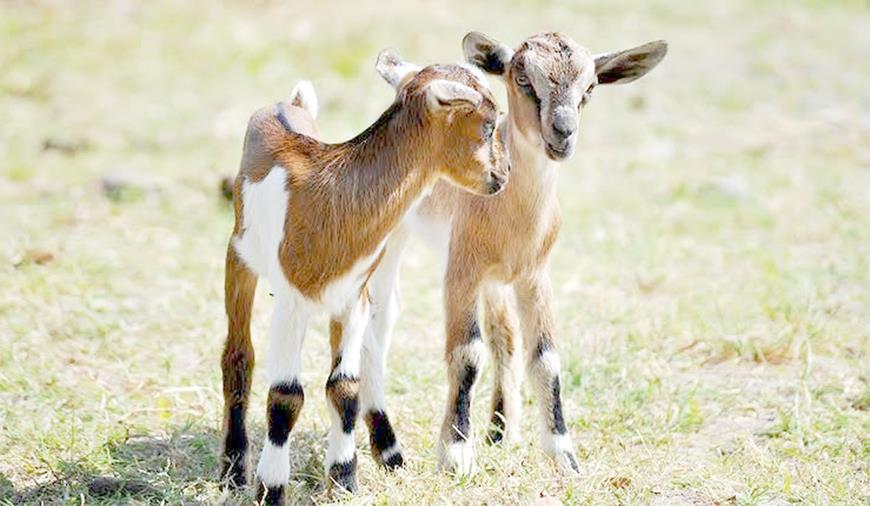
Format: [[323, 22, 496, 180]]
[[554, 449, 580, 474], [328, 456, 358, 493], [438, 440, 477, 477], [256, 481, 284, 505], [220, 458, 247, 490]]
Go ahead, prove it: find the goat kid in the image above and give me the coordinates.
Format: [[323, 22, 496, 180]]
[[361, 33, 667, 476], [220, 61, 508, 502]]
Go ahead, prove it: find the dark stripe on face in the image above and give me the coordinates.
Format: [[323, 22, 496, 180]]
[[328, 455, 358, 492], [452, 363, 478, 441], [551, 376, 567, 435], [267, 380, 304, 446], [326, 374, 360, 434]]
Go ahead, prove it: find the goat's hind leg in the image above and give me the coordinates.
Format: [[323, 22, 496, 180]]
[[359, 231, 408, 470], [481, 283, 523, 445], [221, 244, 258, 489]]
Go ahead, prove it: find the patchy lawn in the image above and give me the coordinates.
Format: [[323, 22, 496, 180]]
[[1, 0, 868, 504]]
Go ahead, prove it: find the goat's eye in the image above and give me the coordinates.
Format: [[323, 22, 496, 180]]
[[482, 120, 495, 139], [580, 84, 595, 106], [515, 74, 530, 87]]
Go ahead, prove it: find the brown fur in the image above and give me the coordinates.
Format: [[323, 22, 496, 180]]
[[233, 65, 504, 300], [429, 32, 665, 470], [221, 63, 509, 489]]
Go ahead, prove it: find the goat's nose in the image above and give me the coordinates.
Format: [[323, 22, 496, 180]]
[[552, 107, 576, 138], [488, 172, 505, 194]]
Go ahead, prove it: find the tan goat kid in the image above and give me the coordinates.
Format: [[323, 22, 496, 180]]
[[220, 64, 509, 502], [361, 33, 667, 476]]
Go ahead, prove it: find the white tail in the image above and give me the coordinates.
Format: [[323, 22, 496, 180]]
[[289, 80, 318, 119]]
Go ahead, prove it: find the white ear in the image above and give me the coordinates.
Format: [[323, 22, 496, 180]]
[[376, 48, 422, 89], [462, 31, 514, 77], [425, 79, 482, 111], [289, 80, 318, 119], [594, 40, 668, 85]]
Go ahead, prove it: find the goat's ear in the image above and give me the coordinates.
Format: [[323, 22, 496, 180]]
[[376, 48, 422, 90], [463, 31, 514, 78], [425, 79, 482, 112], [594, 40, 668, 85]]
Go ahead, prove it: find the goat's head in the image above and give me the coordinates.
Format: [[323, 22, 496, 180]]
[[463, 32, 667, 161], [376, 49, 509, 196]]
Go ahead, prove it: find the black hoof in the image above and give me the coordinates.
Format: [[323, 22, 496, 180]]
[[328, 456, 358, 493], [256, 481, 284, 505], [383, 452, 404, 470], [220, 456, 247, 490]]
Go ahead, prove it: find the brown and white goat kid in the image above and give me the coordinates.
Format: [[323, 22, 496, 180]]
[[361, 33, 667, 476], [220, 64, 509, 500]]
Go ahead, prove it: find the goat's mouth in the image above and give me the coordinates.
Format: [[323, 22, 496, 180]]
[[545, 142, 572, 161]]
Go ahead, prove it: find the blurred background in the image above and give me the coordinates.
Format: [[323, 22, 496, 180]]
[[1, 0, 868, 504]]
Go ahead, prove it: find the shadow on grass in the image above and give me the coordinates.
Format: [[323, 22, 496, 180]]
[[7, 425, 327, 505]]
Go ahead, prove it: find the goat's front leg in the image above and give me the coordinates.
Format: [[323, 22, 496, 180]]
[[325, 292, 369, 492], [255, 295, 307, 505], [359, 231, 409, 470], [514, 272, 579, 474], [437, 268, 485, 476]]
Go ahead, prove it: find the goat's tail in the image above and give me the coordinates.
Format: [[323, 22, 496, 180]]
[[289, 80, 318, 119]]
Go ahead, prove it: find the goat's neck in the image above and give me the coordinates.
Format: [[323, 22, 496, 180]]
[[502, 114, 560, 213], [322, 103, 436, 233]]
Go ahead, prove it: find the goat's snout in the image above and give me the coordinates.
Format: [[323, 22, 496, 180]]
[[487, 171, 506, 195], [551, 107, 577, 140]]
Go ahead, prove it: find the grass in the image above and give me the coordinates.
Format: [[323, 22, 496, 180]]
[[1, 0, 868, 504]]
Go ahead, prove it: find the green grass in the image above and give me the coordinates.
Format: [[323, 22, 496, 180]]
[[1, 0, 868, 504]]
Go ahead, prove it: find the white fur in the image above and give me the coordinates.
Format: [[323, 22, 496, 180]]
[[318, 238, 385, 315], [234, 167, 289, 283], [450, 338, 486, 371], [266, 295, 307, 384], [379, 443, 402, 463], [376, 49, 421, 89], [237, 165, 392, 489], [331, 296, 368, 378], [403, 209, 450, 268], [289, 80, 318, 119], [235, 167, 387, 316], [542, 432, 578, 473], [459, 63, 491, 89], [257, 440, 291, 487], [360, 229, 409, 413], [438, 439, 476, 476], [426, 80, 483, 111], [325, 430, 357, 467], [538, 349, 561, 377]]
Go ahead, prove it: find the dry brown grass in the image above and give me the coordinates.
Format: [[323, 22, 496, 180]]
[[1, 0, 868, 504]]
